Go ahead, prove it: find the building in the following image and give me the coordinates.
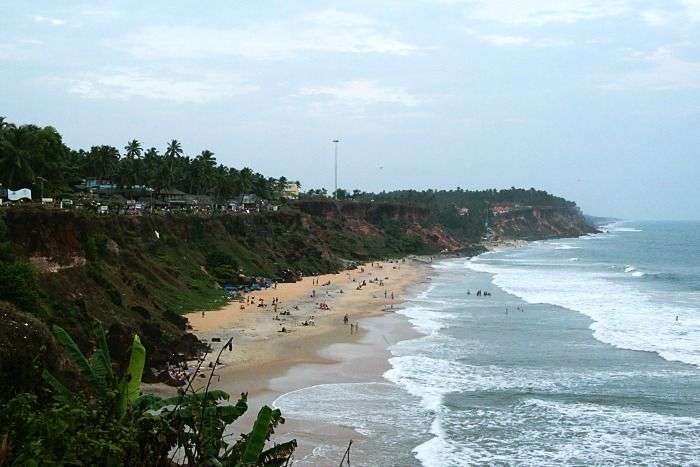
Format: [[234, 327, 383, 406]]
[[157, 188, 190, 208], [281, 182, 300, 200], [227, 194, 268, 213], [79, 178, 117, 193], [491, 204, 516, 215]]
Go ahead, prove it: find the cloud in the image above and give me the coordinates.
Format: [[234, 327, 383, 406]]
[[60, 68, 259, 104], [79, 6, 123, 19], [464, 29, 570, 47], [682, 0, 700, 21], [32, 15, 66, 26], [603, 48, 700, 91], [296, 80, 423, 114], [639, 9, 672, 26], [0, 39, 43, 60], [109, 9, 421, 60], [436, 0, 629, 26], [476, 34, 532, 46]]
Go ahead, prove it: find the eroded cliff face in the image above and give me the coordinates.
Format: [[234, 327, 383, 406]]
[[1, 205, 458, 379], [293, 200, 462, 252], [0, 201, 594, 379], [489, 206, 597, 241]]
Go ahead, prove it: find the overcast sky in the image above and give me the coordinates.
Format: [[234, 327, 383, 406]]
[[2, 1, 699, 220]]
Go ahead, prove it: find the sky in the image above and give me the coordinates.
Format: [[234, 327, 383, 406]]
[[1, 1, 699, 220]]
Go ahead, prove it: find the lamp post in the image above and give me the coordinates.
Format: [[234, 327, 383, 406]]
[[36, 176, 47, 200], [332, 139, 340, 199]]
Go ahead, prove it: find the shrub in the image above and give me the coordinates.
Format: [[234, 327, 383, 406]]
[[0, 261, 42, 313]]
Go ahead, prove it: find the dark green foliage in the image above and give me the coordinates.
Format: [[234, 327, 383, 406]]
[[0, 215, 44, 314], [0, 260, 42, 313], [0, 326, 296, 466], [85, 234, 108, 262], [0, 393, 141, 466], [0, 117, 284, 201], [87, 264, 123, 306], [206, 250, 241, 283]]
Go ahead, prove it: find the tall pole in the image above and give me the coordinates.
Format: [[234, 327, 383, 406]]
[[332, 139, 340, 199]]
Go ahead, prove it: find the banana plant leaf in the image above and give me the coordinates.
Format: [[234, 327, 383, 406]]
[[90, 321, 115, 387], [217, 395, 248, 424], [119, 334, 146, 415], [42, 369, 71, 402], [258, 440, 297, 467], [237, 406, 283, 466], [52, 325, 104, 396], [200, 406, 222, 460]]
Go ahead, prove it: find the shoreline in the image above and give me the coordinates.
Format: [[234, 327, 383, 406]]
[[185, 256, 430, 375], [147, 255, 432, 390], [144, 236, 586, 463], [177, 257, 433, 463], [144, 244, 528, 460]]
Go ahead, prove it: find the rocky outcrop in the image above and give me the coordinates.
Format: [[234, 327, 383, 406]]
[[489, 206, 597, 240]]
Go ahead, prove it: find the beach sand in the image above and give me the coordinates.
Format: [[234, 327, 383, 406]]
[[148, 257, 432, 465]]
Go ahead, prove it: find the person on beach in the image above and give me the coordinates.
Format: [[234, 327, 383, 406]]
[[391, 292, 394, 300], [344, 314, 349, 324]]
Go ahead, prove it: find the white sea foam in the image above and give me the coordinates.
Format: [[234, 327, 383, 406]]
[[467, 250, 700, 367], [552, 243, 580, 250], [392, 226, 699, 466], [273, 381, 428, 438], [414, 398, 700, 466], [612, 227, 643, 232]]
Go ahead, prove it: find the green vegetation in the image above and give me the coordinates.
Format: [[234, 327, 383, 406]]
[[341, 187, 580, 242], [0, 324, 295, 466], [0, 117, 290, 201]]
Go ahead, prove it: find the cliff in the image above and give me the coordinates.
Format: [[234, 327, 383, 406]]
[[489, 206, 597, 240], [0, 204, 458, 386], [0, 200, 594, 388]]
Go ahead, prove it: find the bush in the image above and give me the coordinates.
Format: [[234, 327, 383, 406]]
[[206, 250, 240, 283], [0, 261, 42, 313]]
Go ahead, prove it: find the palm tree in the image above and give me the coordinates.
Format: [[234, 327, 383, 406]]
[[0, 126, 36, 188], [237, 167, 254, 195], [196, 150, 216, 194], [164, 139, 183, 188], [0, 116, 12, 131], [121, 140, 142, 188], [164, 139, 183, 159], [143, 147, 161, 189], [124, 139, 142, 159]]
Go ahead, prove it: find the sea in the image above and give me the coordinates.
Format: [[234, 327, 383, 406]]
[[275, 221, 700, 466]]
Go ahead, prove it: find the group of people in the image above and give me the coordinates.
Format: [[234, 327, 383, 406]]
[[468, 289, 492, 297], [230, 260, 402, 342], [344, 314, 360, 335]]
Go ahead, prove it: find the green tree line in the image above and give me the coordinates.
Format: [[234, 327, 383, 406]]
[[0, 117, 288, 201]]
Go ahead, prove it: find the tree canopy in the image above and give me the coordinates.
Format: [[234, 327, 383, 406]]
[[0, 117, 286, 201]]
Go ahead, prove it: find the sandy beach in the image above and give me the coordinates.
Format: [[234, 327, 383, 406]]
[[184, 257, 429, 374], [148, 257, 432, 464]]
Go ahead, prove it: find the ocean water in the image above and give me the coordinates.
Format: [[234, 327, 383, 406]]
[[277, 221, 700, 465]]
